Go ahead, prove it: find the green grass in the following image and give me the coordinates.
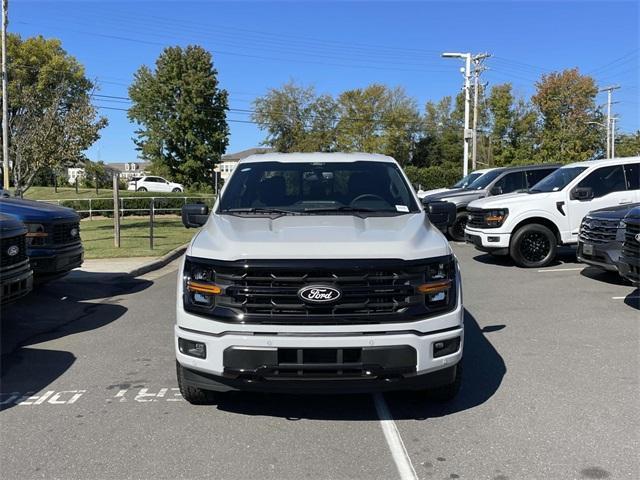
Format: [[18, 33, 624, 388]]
[[80, 215, 197, 259], [24, 186, 213, 201]]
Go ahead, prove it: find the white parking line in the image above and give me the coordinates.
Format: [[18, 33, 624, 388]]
[[373, 393, 418, 480], [537, 267, 583, 272]]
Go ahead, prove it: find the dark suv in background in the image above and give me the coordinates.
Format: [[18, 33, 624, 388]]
[[617, 207, 640, 286], [0, 213, 33, 304], [421, 164, 560, 241], [0, 198, 83, 282], [577, 203, 640, 272]]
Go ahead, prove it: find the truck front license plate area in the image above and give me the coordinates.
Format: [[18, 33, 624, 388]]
[[223, 346, 417, 379]]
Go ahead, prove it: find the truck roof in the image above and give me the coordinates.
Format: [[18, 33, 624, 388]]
[[238, 152, 396, 164], [563, 156, 640, 169]]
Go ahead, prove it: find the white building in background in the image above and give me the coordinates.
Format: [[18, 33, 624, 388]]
[[216, 147, 273, 181], [67, 161, 150, 184], [67, 167, 85, 185]]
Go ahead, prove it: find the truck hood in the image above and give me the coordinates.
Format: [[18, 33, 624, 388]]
[[189, 213, 451, 261], [0, 198, 80, 222], [423, 188, 486, 206], [587, 202, 640, 221], [468, 192, 553, 210]]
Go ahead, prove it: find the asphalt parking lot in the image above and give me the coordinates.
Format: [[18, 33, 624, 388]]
[[1, 243, 638, 480]]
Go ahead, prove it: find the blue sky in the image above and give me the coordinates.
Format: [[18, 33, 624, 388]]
[[13, 1, 639, 163]]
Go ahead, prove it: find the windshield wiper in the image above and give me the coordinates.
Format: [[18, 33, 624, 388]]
[[303, 206, 402, 216], [221, 207, 301, 216]]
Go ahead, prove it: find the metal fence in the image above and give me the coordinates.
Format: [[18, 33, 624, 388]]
[[39, 195, 216, 219]]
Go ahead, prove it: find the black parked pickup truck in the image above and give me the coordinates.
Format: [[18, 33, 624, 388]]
[[617, 207, 640, 286], [577, 203, 640, 272], [0, 213, 33, 304], [0, 198, 83, 282]]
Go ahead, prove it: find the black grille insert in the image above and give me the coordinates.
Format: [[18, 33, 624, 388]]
[[622, 222, 640, 259], [184, 256, 456, 325], [579, 216, 618, 245]]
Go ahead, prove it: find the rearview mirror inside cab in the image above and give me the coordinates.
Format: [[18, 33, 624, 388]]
[[182, 204, 209, 228], [570, 186, 594, 201]]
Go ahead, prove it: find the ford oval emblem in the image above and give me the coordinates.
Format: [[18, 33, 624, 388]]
[[298, 285, 342, 304], [635, 233, 640, 243], [7, 245, 19, 257], [70, 228, 78, 237]]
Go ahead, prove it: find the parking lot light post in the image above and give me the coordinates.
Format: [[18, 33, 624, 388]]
[[442, 52, 472, 177]]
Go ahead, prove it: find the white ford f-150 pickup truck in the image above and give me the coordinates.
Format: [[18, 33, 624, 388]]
[[175, 152, 463, 403], [465, 157, 640, 267]]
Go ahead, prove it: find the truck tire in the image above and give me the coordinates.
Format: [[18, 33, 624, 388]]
[[510, 224, 557, 268], [448, 212, 469, 242], [176, 361, 219, 405], [427, 364, 462, 402]]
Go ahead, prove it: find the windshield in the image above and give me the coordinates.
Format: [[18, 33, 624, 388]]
[[451, 171, 484, 189], [529, 167, 587, 192], [466, 169, 504, 190], [218, 161, 420, 216]]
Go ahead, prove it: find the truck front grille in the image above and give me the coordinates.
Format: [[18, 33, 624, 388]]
[[1, 234, 28, 268], [622, 222, 640, 259], [579, 216, 618, 244], [184, 257, 457, 325], [52, 222, 81, 245]]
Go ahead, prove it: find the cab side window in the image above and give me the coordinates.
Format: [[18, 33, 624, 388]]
[[577, 165, 626, 198], [624, 163, 639, 190], [493, 171, 526, 194], [526, 168, 556, 188]]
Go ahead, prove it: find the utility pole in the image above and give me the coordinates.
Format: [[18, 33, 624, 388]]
[[1, 0, 9, 190], [611, 116, 618, 158], [600, 85, 620, 158], [442, 52, 472, 177], [471, 53, 491, 170]]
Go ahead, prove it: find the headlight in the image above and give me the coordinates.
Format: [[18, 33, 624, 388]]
[[183, 259, 221, 311], [484, 209, 508, 227], [25, 223, 48, 246], [416, 256, 457, 310]]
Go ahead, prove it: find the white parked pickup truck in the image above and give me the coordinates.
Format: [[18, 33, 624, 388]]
[[175, 152, 464, 403], [464, 157, 640, 267]]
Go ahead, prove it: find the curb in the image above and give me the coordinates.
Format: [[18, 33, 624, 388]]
[[127, 243, 189, 277]]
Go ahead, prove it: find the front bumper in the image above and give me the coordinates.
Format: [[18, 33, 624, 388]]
[[577, 241, 621, 272], [617, 255, 640, 286], [175, 323, 463, 393], [464, 226, 510, 254], [28, 243, 84, 276], [0, 260, 33, 304]]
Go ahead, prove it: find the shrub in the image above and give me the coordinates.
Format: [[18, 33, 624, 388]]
[[403, 164, 462, 190]]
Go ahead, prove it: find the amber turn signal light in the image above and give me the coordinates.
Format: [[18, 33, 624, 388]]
[[417, 280, 451, 294], [187, 281, 222, 295]]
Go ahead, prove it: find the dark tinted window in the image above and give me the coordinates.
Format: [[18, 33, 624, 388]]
[[624, 163, 639, 190], [219, 161, 420, 215], [577, 165, 626, 198], [467, 169, 503, 190], [493, 171, 526, 193], [526, 168, 557, 188]]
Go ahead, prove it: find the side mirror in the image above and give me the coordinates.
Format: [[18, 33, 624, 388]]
[[571, 186, 594, 201], [425, 201, 457, 231], [182, 203, 209, 228], [490, 186, 503, 196]]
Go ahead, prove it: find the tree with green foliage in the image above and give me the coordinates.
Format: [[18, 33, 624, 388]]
[[128, 45, 229, 190], [487, 83, 539, 166], [252, 81, 338, 152], [1, 34, 107, 195], [335, 85, 420, 165], [532, 68, 604, 163], [614, 131, 640, 157]]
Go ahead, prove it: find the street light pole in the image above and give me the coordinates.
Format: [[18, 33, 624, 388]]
[[1, 0, 9, 190], [443, 52, 472, 177], [471, 53, 490, 170], [599, 85, 620, 158], [611, 116, 618, 158]]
